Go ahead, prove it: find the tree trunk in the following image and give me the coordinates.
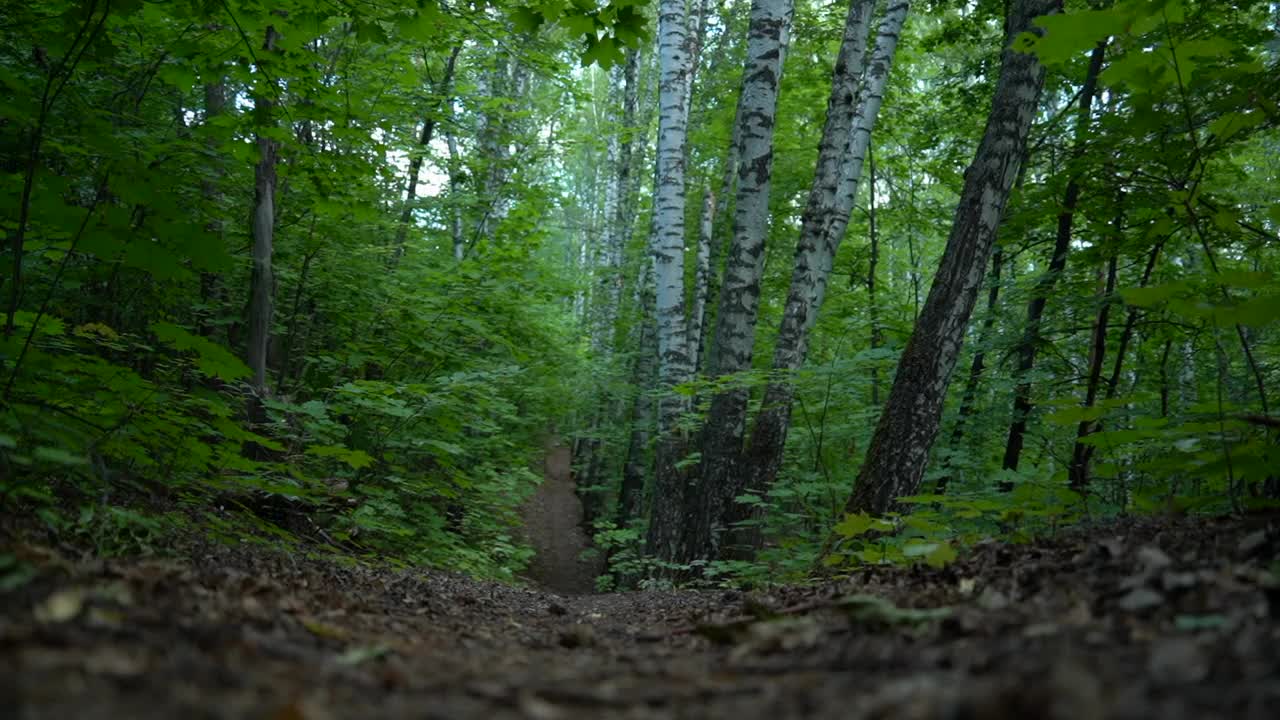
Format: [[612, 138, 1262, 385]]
[[247, 26, 280, 396], [683, 0, 794, 562], [446, 128, 465, 261], [1067, 251, 1117, 492], [619, 255, 658, 526], [392, 46, 460, 265], [866, 141, 881, 406], [198, 79, 228, 338], [933, 246, 1003, 495], [689, 188, 715, 370], [732, 0, 906, 555], [843, 0, 1057, 517], [644, 0, 698, 563], [1069, 235, 1167, 490], [1000, 41, 1106, 481]]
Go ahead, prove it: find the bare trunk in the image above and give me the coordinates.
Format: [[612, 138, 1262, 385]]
[[247, 26, 280, 396], [645, 0, 697, 563], [866, 141, 881, 406], [392, 46, 460, 264], [1000, 41, 1106, 480], [1067, 234, 1166, 489], [734, 0, 907, 555], [843, 0, 1056, 517], [1067, 252, 1118, 491], [689, 188, 715, 370], [683, 0, 794, 562]]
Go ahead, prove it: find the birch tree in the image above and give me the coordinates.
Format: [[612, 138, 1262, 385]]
[[843, 0, 1059, 517], [730, 0, 908, 553], [682, 0, 794, 561], [645, 0, 697, 562]]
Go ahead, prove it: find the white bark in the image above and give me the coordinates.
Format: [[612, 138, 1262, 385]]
[[650, 0, 696, 425], [688, 188, 715, 370], [645, 0, 696, 562], [707, 0, 794, 380], [775, 0, 906, 374], [736, 1, 905, 541]]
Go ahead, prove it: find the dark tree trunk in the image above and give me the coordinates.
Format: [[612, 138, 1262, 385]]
[[1000, 41, 1106, 482], [391, 46, 460, 265], [1067, 252, 1118, 491], [866, 142, 882, 406], [247, 26, 280, 397], [1068, 234, 1167, 491], [844, 0, 1057, 517]]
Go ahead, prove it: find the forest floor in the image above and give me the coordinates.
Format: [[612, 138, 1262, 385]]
[[4, 514, 1280, 720]]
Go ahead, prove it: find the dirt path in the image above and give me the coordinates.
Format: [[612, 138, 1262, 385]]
[[518, 440, 604, 595], [4, 516, 1279, 719]]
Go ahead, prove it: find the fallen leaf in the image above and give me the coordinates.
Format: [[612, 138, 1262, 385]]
[[1137, 545, 1172, 572], [300, 617, 349, 640], [1174, 614, 1227, 631], [83, 647, 146, 678], [1148, 637, 1210, 685], [977, 588, 1010, 611], [1117, 588, 1165, 612], [34, 588, 85, 623], [1238, 530, 1268, 557], [336, 643, 392, 666]]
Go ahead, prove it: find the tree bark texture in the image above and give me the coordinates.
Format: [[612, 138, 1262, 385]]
[[645, 0, 697, 563], [247, 26, 280, 395], [1000, 41, 1106, 479], [689, 188, 715, 371], [684, 0, 794, 562], [844, 0, 1057, 517], [732, 0, 906, 555]]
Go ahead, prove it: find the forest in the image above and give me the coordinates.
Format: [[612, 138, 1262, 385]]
[[3, 0, 1279, 717]]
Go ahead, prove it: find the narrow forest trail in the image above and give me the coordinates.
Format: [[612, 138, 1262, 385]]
[[4, 516, 1280, 719], [519, 439, 605, 595]]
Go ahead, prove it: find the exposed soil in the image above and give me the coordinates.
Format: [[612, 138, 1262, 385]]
[[4, 514, 1280, 719], [518, 439, 604, 594]]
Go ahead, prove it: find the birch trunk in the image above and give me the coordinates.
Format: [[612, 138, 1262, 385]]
[[620, 259, 659, 530], [731, 0, 905, 554], [1000, 41, 1106, 479], [844, 0, 1057, 517], [247, 26, 279, 396], [644, 0, 697, 563], [688, 188, 715, 370], [446, 128, 465, 261], [683, 0, 794, 562]]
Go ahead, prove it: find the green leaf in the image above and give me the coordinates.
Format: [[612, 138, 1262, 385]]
[[307, 444, 374, 470], [1121, 281, 1187, 307], [33, 446, 88, 466], [151, 322, 252, 381], [1022, 10, 1125, 65]]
